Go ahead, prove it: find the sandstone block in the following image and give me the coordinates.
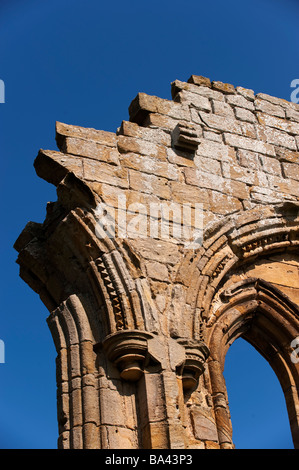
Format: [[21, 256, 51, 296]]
[[118, 120, 171, 146], [234, 106, 257, 123], [184, 167, 249, 200], [202, 130, 222, 143], [83, 423, 100, 449], [117, 135, 168, 161], [145, 261, 169, 282], [208, 191, 243, 215], [226, 93, 255, 110], [143, 112, 189, 131], [236, 86, 255, 101], [171, 79, 210, 100], [286, 107, 299, 123], [221, 161, 268, 186], [99, 387, 127, 426], [102, 426, 138, 449], [129, 92, 190, 124], [256, 92, 292, 109], [238, 149, 260, 170], [256, 125, 297, 151], [259, 155, 282, 176], [249, 186, 289, 205], [131, 238, 179, 265], [183, 83, 225, 101], [240, 122, 257, 139], [83, 159, 129, 188], [194, 111, 242, 135], [34, 149, 83, 186], [170, 181, 209, 206], [141, 422, 169, 449], [254, 97, 285, 118], [120, 153, 179, 181], [167, 148, 196, 167], [257, 112, 299, 135], [275, 148, 299, 163], [138, 373, 167, 424], [195, 156, 222, 175], [212, 81, 235, 94], [212, 100, 235, 118], [191, 409, 218, 441], [56, 121, 116, 148], [187, 75, 211, 88], [90, 182, 126, 207], [63, 137, 120, 165], [223, 133, 276, 156], [267, 173, 299, 197], [282, 162, 299, 181], [244, 258, 299, 289], [175, 90, 211, 112], [128, 169, 171, 200]]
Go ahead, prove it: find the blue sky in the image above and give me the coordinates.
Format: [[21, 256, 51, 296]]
[[0, 0, 298, 449]]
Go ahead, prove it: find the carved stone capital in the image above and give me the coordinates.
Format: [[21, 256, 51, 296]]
[[177, 339, 210, 391], [99, 330, 154, 382]]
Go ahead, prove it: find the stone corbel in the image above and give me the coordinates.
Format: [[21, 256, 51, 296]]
[[177, 339, 210, 391], [95, 330, 154, 382], [172, 122, 200, 154]]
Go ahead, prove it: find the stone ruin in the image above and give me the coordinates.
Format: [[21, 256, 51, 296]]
[[14, 75, 299, 448]]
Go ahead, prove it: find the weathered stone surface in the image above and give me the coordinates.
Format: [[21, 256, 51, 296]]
[[175, 90, 211, 112], [235, 86, 255, 101], [191, 409, 218, 441], [212, 100, 235, 118], [56, 121, 117, 148], [120, 153, 179, 180], [234, 106, 257, 123], [223, 132, 276, 156], [15, 75, 299, 450], [128, 169, 171, 199], [63, 137, 120, 165], [187, 75, 212, 88], [184, 167, 249, 200], [212, 81, 235, 94], [145, 260, 169, 282], [254, 97, 285, 118], [195, 110, 242, 134]]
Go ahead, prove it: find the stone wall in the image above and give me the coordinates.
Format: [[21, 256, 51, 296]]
[[15, 75, 299, 449]]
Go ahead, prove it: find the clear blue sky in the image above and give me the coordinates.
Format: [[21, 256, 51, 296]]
[[0, 0, 298, 449]]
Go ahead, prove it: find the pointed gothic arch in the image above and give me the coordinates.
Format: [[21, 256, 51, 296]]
[[174, 203, 299, 448], [206, 278, 299, 448]]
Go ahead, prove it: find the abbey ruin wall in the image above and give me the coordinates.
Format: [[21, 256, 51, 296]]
[[14, 75, 299, 449]]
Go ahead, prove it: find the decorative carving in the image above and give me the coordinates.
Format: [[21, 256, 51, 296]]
[[95, 257, 125, 330], [211, 255, 232, 278], [219, 278, 258, 302], [97, 330, 154, 382], [177, 339, 210, 391], [239, 232, 290, 256]]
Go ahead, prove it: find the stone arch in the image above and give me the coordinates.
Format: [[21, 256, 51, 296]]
[[175, 202, 299, 340], [206, 278, 299, 448], [15, 171, 160, 340], [14, 74, 299, 449], [175, 203, 299, 448]]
